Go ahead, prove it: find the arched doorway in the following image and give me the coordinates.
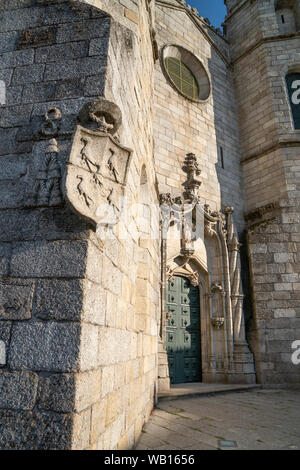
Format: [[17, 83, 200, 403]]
[[166, 275, 202, 384]]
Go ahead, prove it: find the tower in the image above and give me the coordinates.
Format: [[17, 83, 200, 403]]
[[225, 0, 300, 386]]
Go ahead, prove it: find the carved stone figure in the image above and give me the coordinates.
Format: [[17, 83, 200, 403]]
[[183, 152, 202, 200], [26, 138, 63, 208]]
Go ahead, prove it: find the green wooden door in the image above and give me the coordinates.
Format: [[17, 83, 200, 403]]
[[166, 276, 202, 384]]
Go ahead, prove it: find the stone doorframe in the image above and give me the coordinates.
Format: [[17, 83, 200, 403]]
[[157, 153, 256, 391]]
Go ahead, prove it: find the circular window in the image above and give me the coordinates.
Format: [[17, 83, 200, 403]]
[[162, 45, 210, 102]]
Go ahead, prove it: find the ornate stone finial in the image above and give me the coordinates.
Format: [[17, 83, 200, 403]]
[[228, 234, 242, 252], [160, 193, 173, 206], [183, 153, 202, 200], [46, 138, 59, 154], [224, 205, 234, 215], [77, 98, 122, 136]]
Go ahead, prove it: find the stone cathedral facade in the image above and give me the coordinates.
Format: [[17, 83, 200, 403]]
[[0, 0, 299, 450]]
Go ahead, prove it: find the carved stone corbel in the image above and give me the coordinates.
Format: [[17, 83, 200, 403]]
[[211, 317, 225, 329]]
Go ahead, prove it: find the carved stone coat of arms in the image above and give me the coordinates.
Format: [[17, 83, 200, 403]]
[[64, 124, 132, 227]]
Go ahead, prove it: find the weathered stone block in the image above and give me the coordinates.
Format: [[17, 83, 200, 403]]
[[33, 279, 83, 321], [0, 410, 72, 450], [82, 280, 106, 325], [105, 390, 118, 427], [89, 36, 110, 56], [0, 209, 38, 241], [12, 64, 45, 86], [22, 82, 56, 104], [0, 244, 11, 275], [0, 279, 34, 320], [42, 2, 93, 26], [84, 73, 105, 97], [75, 369, 101, 412], [55, 77, 85, 100], [79, 323, 99, 371], [71, 408, 91, 450], [0, 341, 5, 365], [0, 49, 34, 69], [11, 240, 88, 278], [56, 17, 111, 44], [5, 86, 23, 106], [44, 56, 107, 81], [0, 68, 12, 87], [35, 41, 89, 63], [9, 322, 80, 371], [90, 398, 107, 445], [0, 7, 44, 33], [0, 31, 19, 53], [37, 373, 75, 413], [98, 327, 117, 367], [101, 365, 114, 398], [274, 308, 296, 319], [0, 371, 38, 410]]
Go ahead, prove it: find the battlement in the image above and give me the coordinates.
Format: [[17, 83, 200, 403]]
[[176, 0, 226, 37]]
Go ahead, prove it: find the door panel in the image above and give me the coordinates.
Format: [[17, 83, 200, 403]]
[[166, 275, 202, 384]]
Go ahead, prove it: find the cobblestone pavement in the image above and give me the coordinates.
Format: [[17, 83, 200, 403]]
[[136, 389, 300, 450]]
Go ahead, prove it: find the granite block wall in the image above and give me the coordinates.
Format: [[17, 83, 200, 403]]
[[0, 0, 160, 449], [225, 0, 300, 387]]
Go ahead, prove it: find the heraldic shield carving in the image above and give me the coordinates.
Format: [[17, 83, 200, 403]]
[[64, 100, 132, 226]]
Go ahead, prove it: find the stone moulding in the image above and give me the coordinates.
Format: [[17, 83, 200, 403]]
[[63, 125, 132, 227], [244, 201, 280, 222]]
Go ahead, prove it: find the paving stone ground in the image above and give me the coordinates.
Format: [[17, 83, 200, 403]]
[[135, 389, 300, 450]]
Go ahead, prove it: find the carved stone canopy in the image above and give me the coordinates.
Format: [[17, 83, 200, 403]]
[[167, 256, 199, 287]]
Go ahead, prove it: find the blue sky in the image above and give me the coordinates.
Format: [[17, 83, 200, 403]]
[[187, 0, 226, 28]]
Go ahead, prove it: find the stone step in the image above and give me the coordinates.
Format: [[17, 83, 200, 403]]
[[158, 383, 262, 402]]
